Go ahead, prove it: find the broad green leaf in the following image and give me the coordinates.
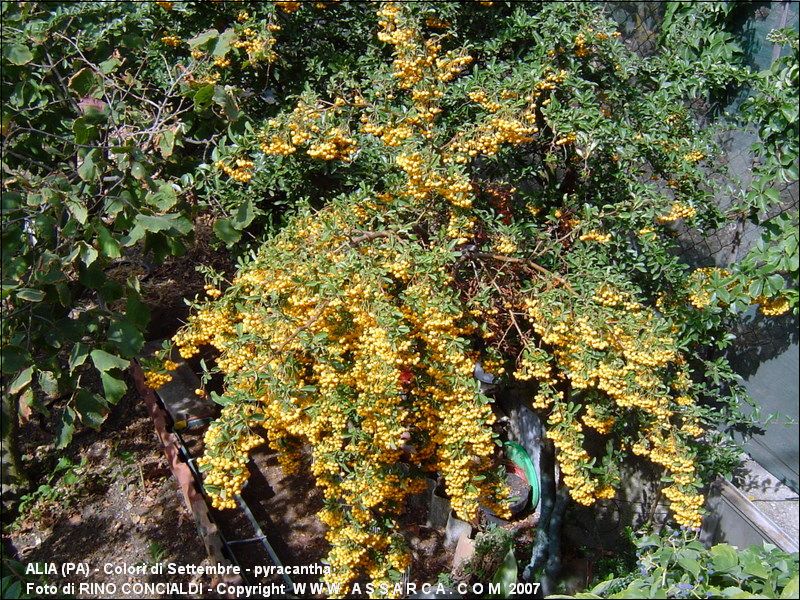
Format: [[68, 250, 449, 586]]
[[126, 292, 151, 330], [1, 346, 31, 374], [781, 574, 799, 599], [90, 349, 129, 372], [193, 84, 215, 110], [213, 217, 242, 244], [101, 371, 127, 404], [75, 389, 108, 429], [676, 555, 701, 579], [97, 224, 121, 259], [188, 28, 219, 49], [99, 57, 122, 74], [490, 548, 517, 598], [8, 366, 34, 394], [4, 44, 34, 65], [78, 152, 97, 182], [66, 197, 88, 224], [57, 407, 76, 448], [232, 198, 255, 229], [135, 213, 192, 234], [213, 28, 235, 57], [710, 544, 739, 573], [38, 370, 59, 398], [146, 183, 178, 211], [69, 342, 90, 373], [159, 130, 175, 158], [73, 116, 97, 144], [68, 67, 99, 96], [107, 318, 144, 358], [16, 288, 45, 302], [130, 161, 147, 180]]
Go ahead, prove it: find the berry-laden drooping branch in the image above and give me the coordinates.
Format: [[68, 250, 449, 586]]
[[143, 2, 793, 596]]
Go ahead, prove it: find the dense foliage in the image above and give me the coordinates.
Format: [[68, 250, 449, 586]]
[[565, 532, 799, 599], [2, 1, 798, 598]]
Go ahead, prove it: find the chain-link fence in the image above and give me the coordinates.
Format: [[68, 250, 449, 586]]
[[610, 0, 799, 492]]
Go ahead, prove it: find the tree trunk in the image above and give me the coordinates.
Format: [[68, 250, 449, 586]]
[[522, 436, 569, 596]]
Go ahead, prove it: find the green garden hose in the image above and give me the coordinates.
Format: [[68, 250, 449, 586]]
[[504, 440, 540, 512]]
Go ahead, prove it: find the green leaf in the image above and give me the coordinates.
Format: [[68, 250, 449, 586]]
[[107, 318, 144, 358], [676, 555, 701, 579], [740, 548, 770, 579], [134, 213, 192, 234], [101, 371, 127, 405], [781, 574, 799, 599], [126, 292, 151, 330], [80, 241, 99, 267], [78, 152, 97, 182], [232, 198, 255, 229], [90, 349, 130, 372], [1, 346, 31, 374], [75, 389, 108, 429], [4, 44, 34, 65], [490, 548, 518, 598], [38, 370, 59, 398], [146, 183, 178, 211], [130, 161, 147, 180], [68, 67, 99, 96], [66, 197, 89, 224], [188, 28, 219, 49], [193, 84, 215, 110], [69, 342, 90, 373], [16, 288, 45, 302], [97, 224, 121, 259], [213, 217, 242, 244], [159, 130, 175, 158], [8, 366, 34, 394], [99, 57, 122, 74], [213, 28, 235, 57], [710, 544, 739, 573], [73, 116, 97, 144], [57, 407, 76, 448]]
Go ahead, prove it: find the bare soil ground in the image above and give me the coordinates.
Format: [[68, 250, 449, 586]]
[[5, 389, 218, 599]]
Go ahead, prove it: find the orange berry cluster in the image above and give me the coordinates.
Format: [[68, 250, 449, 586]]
[[214, 158, 255, 183], [522, 283, 705, 528], [656, 201, 697, 223]]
